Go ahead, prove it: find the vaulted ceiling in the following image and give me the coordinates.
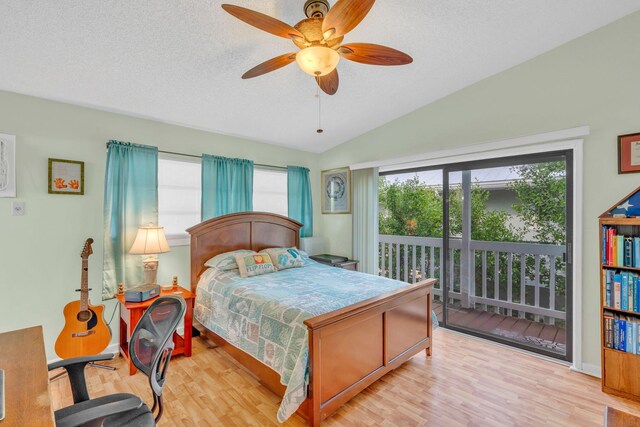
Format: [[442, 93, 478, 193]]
[[1, 1, 639, 153]]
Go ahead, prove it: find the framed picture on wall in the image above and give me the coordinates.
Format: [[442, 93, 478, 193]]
[[618, 132, 640, 174], [321, 167, 351, 214], [48, 158, 85, 195], [0, 133, 16, 198]]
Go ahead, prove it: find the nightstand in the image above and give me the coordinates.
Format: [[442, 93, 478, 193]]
[[337, 260, 359, 271], [310, 254, 359, 271], [115, 285, 195, 375]]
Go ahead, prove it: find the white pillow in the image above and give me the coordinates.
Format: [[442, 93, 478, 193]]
[[204, 250, 256, 271]]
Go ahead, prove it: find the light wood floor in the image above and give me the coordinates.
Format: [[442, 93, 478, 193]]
[[50, 329, 640, 426]]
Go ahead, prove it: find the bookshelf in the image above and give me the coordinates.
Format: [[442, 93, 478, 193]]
[[599, 186, 640, 402]]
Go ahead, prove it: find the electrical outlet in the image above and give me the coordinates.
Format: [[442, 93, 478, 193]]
[[11, 201, 25, 216]]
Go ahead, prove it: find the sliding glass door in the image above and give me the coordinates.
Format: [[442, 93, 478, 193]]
[[443, 152, 572, 360], [378, 150, 573, 361]]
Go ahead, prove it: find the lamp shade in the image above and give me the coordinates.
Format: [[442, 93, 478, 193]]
[[129, 225, 170, 255], [296, 46, 340, 77]]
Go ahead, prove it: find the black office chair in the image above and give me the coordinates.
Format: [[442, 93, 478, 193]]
[[49, 296, 186, 427]]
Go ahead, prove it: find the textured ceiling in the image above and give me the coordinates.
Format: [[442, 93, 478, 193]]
[[1, 1, 639, 153]]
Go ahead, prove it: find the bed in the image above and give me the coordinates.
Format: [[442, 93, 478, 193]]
[[188, 212, 434, 426]]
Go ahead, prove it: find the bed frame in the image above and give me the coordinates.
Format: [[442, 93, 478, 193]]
[[187, 212, 434, 426]]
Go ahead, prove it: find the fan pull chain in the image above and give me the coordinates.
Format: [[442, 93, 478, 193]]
[[316, 84, 323, 134]]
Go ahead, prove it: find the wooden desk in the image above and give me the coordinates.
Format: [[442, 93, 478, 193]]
[[115, 286, 195, 375], [0, 326, 54, 426]]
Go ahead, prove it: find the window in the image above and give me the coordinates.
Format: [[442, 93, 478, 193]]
[[158, 156, 201, 245], [253, 167, 288, 217], [158, 160, 287, 246]]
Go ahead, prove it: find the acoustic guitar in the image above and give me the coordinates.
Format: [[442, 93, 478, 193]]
[[55, 238, 111, 359]]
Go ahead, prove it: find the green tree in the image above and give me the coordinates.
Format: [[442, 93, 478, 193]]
[[448, 184, 521, 242], [379, 176, 520, 242], [378, 176, 443, 237], [509, 161, 566, 245]]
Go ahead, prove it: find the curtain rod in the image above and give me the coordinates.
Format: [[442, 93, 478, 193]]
[[159, 150, 287, 171], [105, 143, 287, 171]]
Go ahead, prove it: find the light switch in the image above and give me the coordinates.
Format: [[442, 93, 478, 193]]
[[11, 201, 25, 216]]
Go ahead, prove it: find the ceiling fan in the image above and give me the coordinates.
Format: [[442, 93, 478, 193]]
[[221, 0, 413, 96]]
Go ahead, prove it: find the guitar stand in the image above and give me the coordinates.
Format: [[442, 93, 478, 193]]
[[89, 362, 116, 371], [49, 370, 67, 382]]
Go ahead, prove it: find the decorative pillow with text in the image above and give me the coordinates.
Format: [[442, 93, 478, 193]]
[[235, 253, 277, 278], [261, 247, 305, 271]]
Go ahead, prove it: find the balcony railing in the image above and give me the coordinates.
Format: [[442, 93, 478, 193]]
[[378, 235, 566, 325]]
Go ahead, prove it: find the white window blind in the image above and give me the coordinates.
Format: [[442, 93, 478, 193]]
[[158, 156, 201, 245], [158, 159, 287, 246], [253, 167, 288, 217]]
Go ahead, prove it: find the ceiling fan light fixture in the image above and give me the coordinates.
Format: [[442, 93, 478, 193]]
[[296, 46, 340, 77]]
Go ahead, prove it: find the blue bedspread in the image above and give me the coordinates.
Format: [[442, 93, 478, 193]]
[[194, 258, 434, 421]]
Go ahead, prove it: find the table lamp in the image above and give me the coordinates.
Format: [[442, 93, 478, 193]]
[[129, 223, 170, 285]]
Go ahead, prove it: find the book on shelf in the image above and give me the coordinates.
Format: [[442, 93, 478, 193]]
[[633, 274, 636, 312], [618, 235, 625, 267], [626, 238, 634, 267], [603, 271, 640, 312], [604, 313, 614, 348], [628, 320, 636, 353], [636, 276, 640, 313], [607, 227, 615, 265], [604, 270, 613, 307], [604, 311, 640, 355], [603, 227, 607, 264], [602, 226, 640, 268], [622, 273, 629, 311]]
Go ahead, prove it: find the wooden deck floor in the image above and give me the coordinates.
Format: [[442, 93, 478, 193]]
[[50, 329, 640, 426], [433, 300, 566, 355]]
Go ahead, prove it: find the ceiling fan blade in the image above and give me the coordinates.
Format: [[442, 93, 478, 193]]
[[322, 0, 375, 40], [222, 4, 304, 40], [338, 43, 413, 66], [242, 53, 297, 79], [316, 69, 339, 95]]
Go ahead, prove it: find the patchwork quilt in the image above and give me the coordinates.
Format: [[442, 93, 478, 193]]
[[194, 258, 436, 422]]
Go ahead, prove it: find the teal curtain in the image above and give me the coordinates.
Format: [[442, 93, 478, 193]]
[[103, 140, 158, 299], [201, 154, 254, 220], [352, 168, 378, 274], [287, 166, 313, 238]]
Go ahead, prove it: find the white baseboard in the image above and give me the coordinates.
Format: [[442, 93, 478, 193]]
[[104, 343, 119, 355], [571, 362, 601, 378]]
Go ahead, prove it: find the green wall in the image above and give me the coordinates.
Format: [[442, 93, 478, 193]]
[[320, 11, 640, 371], [0, 91, 321, 359]]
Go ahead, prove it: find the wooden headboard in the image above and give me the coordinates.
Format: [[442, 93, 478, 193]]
[[186, 212, 302, 292]]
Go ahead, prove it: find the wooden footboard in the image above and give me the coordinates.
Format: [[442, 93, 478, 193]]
[[304, 279, 434, 426], [200, 278, 433, 426]]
